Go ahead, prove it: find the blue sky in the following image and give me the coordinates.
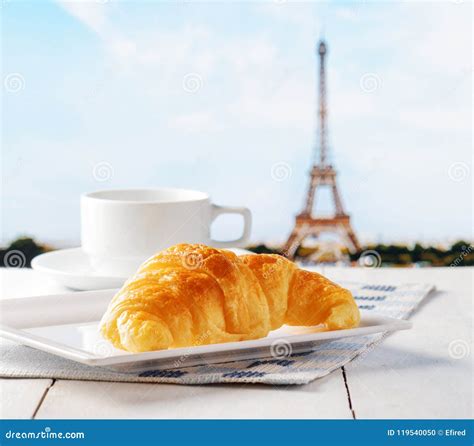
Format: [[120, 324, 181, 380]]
[[2, 0, 472, 247]]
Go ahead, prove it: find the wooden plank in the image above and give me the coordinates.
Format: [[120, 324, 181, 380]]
[[0, 378, 53, 419], [323, 266, 473, 419], [0, 270, 60, 419], [35, 371, 352, 419]]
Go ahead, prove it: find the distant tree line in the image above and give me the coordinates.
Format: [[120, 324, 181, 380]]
[[247, 241, 474, 267], [348, 241, 474, 267], [0, 237, 473, 268], [0, 237, 49, 268]]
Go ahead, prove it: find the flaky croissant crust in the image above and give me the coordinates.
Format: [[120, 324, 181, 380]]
[[100, 244, 360, 352]]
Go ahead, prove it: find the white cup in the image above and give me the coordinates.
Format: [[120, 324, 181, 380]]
[[81, 188, 252, 277]]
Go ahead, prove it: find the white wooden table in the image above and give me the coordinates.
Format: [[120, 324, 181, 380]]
[[1, 267, 472, 419]]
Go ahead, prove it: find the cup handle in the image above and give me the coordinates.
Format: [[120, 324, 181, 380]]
[[210, 204, 252, 248]]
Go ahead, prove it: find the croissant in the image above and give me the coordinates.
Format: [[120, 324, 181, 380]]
[[100, 244, 360, 353]]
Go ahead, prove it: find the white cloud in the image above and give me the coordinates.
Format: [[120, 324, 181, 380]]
[[334, 6, 360, 22], [169, 112, 217, 133], [57, 1, 108, 35]]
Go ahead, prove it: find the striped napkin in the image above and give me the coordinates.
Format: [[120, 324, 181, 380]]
[[0, 282, 434, 385]]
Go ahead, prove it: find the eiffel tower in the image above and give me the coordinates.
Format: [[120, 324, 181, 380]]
[[283, 40, 360, 260]]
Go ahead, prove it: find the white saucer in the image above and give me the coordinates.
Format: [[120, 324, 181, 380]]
[[31, 248, 126, 291], [31, 247, 254, 291]]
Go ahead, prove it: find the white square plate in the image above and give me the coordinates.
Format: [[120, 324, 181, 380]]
[[0, 289, 411, 373]]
